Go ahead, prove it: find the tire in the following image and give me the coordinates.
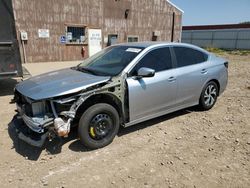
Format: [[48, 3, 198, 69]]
[[78, 103, 120, 149], [199, 81, 219, 110]]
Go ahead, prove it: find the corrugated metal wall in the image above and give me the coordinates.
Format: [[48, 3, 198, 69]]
[[12, 0, 182, 63], [182, 29, 250, 50]]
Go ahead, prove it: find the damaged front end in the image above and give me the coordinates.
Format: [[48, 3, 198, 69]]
[[13, 89, 90, 147], [13, 75, 124, 148], [11, 68, 114, 147], [14, 91, 55, 147]]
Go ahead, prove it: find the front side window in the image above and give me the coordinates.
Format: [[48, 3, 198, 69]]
[[131, 47, 172, 75], [78, 46, 144, 76], [173, 47, 208, 68]]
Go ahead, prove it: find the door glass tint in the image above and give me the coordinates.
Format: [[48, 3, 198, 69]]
[[173, 47, 208, 67], [131, 47, 172, 75]]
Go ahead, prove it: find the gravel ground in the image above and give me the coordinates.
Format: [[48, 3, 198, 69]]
[[0, 52, 249, 188]]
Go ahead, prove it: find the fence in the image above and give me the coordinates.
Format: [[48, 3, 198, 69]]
[[182, 29, 250, 50]]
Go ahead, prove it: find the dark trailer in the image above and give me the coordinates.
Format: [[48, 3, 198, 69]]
[[0, 0, 22, 79]]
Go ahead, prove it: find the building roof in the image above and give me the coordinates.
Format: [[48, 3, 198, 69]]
[[183, 24, 250, 31], [166, 0, 184, 13]]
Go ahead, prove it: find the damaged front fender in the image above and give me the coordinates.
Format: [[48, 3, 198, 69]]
[[14, 73, 126, 147]]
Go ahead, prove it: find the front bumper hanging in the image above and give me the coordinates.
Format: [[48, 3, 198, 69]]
[[13, 116, 51, 148]]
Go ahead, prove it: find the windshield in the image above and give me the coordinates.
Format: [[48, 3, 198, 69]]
[[78, 46, 144, 76]]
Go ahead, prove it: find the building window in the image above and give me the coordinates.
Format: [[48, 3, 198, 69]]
[[127, 36, 139, 42], [107, 34, 118, 46], [66, 26, 86, 44]]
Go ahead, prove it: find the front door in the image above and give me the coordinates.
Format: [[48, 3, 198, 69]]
[[88, 29, 102, 57], [126, 47, 177, 122]]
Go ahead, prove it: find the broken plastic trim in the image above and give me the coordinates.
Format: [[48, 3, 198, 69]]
[[49, 77, 124, 137], [53, 96, 77, 104], [50, 100, 58, 118]]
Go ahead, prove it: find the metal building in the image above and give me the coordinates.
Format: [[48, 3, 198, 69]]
[[5, 0, 183, 63], [182, 24, 250, 50]]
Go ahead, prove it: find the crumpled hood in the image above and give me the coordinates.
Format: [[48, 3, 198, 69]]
[[15, 68, 110, 100]]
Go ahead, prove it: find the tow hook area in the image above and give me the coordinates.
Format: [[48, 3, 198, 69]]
[[54, 118, 72, 137]]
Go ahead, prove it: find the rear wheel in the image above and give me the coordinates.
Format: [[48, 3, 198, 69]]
[[78, 103, 120, 149], [199, 81, 218, 110]]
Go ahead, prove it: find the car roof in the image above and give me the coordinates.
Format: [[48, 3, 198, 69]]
[[116, 42, 209, 54], [117, 41, 166, 48]]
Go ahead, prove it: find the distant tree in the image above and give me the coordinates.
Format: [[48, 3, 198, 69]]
[[239, 21, 250, 24]]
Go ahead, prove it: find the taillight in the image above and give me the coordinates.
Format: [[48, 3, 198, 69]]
[[224, 62, 228, 68]]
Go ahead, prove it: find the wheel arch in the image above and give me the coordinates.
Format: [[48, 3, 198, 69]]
[[201, 78, 220, 96], [75, 93, 123, 123], [207, 79, 220, 96]]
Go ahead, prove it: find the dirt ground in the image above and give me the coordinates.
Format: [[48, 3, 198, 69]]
[[0, 52, 249, 188]]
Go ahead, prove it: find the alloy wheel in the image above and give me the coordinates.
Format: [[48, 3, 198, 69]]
[[204, 84, 217, 107]]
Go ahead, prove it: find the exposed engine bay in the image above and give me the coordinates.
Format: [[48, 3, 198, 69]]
[[14, 75, 127, 147]]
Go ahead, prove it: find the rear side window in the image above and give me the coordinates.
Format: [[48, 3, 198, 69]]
[[173, 47, 208, 68], [131, 47, 172, 75]]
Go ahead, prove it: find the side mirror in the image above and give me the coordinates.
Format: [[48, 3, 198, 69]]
[[137, 67, 155, 78]]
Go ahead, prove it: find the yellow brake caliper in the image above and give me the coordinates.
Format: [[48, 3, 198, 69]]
[[90, 127, 96, 138]]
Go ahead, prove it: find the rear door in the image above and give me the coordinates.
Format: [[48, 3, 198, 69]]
[[126, 47, 177, 122], [172, 46, 209, 106], [0, 0, 22, 77]]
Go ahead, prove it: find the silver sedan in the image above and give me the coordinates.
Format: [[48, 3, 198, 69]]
[[14, 42, 228, 149]]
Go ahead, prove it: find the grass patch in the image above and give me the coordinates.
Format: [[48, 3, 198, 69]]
[[205, 47, 225, 54], [205, 47, 250, 56], [228, 50, 250, 56]]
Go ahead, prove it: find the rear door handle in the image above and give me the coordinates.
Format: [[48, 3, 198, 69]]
[[201, 69, 208, 74], [168, 76, 176, 82]]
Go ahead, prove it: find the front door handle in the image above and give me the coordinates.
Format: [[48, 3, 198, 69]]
[[201, 69, 208, 74], [168, 76, 176, 82]]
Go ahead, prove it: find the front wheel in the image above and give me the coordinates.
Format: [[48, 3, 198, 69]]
[[78, 103, 120, 149], [199, 81, 218, 110]]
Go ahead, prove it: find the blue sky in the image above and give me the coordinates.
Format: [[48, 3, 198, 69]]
[[170, 0, 250, 26]]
